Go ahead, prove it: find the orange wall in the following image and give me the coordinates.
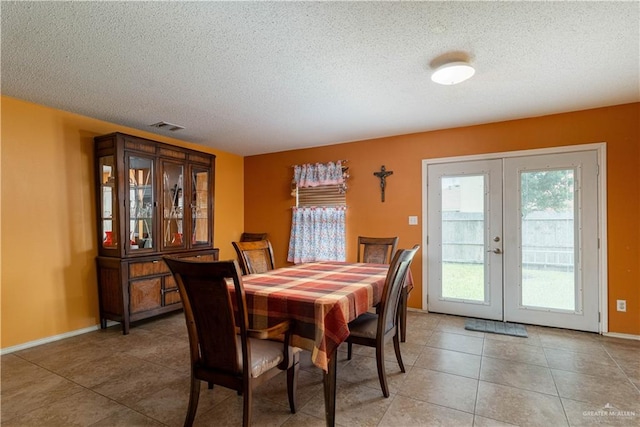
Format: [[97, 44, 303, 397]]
[[244, 103, 640, 335], [1, 96, 244, 349]]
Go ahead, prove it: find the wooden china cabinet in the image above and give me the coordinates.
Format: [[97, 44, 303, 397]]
[[94, 132, 218, 334]]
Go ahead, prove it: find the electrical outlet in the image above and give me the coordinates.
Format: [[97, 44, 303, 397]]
[[616, 300, 627, 312], [408, 216, 418, 225]]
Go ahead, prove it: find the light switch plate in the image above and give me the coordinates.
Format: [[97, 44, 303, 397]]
[[408, 216, 418, 225]]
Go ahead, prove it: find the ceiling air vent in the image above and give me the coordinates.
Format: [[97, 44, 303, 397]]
[[149, 121, 185, 131]]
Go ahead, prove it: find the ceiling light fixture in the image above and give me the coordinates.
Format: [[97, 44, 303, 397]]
[[431, 61, 475, 85]]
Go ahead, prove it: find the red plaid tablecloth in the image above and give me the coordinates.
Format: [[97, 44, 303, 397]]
[[240, 261, 391, 371]]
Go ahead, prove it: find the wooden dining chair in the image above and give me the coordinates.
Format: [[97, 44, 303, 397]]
[[346, 244, 420, 398], [357, 236, 411, 343], [163, 258, 299, 427], [357, 236, 399, 264], [240, 232, 268, 242], [232, 239, 276, 275]]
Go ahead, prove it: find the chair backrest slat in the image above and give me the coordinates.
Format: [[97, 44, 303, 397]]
[[377, 245, 420, 335], [357, 236, 399, 264], [232, 240, 276, 275], [164, 258, 247, 375], [240, 232, 268, 242]]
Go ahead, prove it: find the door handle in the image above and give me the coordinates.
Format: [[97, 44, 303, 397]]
[[487, 248, 502, 254]]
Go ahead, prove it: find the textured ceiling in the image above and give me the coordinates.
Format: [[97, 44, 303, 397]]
[[2, 1, 639, 156]]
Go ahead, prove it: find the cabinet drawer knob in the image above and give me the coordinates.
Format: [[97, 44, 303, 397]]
[[152, 260, 159, 264]]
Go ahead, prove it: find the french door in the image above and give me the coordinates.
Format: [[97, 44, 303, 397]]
[[426, 150, 600, 332]]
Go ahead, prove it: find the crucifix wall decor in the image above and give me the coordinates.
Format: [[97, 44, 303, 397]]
[[373, 165, 393, 202]]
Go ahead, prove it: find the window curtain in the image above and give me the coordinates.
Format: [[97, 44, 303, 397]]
[[288, 161, 347, 263], [287, 206, 346, 263], [293, 161, 344, 187]]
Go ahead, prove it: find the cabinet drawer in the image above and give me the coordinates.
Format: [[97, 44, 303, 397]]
[[164, 286, 181, 305], [163, 275, 182, 305], [130, 278, 162, 313], [130, 259, 169, 278], [177, 254, 217, 262]]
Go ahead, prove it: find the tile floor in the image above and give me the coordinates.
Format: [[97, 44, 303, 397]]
[[2, 311, 639, 426]]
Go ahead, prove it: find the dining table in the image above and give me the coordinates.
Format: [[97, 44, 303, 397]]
[[239, 260, 401, 427]]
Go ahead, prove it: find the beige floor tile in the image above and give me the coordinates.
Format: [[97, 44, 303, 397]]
[[379, 394, 474, 426], [403, 324, 435, 345], [88, 406, 165, 426], [4, 312, 640, 427], [1, 370, 85, 423], [561, 397, 640, 426], [90, 360, 186, 405], [336, 353, 409, 395], [299, 380, 394, 426], [255, 368, 324, 410], [436, 316, 487, 338], [601, 340, 640, 365], [1, 388, 125, 427], [539, 333, 609, 357], [552, 369, 640, 410], [281, 411, 339, 427], [49, 352, 153, 389], [95, 327, 172, 354], [1, 354, 53, 395], [194, 394, 294, 427], [616, 359, 640, 390], [482, 338, 548, 366], [137, 312, 187, 336], [348, 338, 423, 366], [483, 329, 542, 347], [398, 366, 478, 412], [130, 377, 235, 426], [476, 381, 568, 426], [480, 356, 557, 395], [406, 311, 442, 331], [15, 340, 114, 373], [121, 332, 190, 370], [414, 346, 481, 379], [473, 414, 518, 426], [427, 331, 484, 355], [544, 347, 627, 380]]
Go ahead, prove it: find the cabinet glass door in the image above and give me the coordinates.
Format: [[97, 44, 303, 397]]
[[162, 161, 185, 249], [100, 156, 118, 249], [191, 167, 210, 245], [128, 156, 154, 252]]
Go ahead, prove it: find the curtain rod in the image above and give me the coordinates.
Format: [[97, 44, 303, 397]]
[[290, 160, 348, 168]]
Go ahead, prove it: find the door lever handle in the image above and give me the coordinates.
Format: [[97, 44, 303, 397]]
[[487, 248, 502, 254]]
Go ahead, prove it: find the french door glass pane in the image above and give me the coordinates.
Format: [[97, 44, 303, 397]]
[[520, 169, 576, 310], [441, 175, 485, 301]]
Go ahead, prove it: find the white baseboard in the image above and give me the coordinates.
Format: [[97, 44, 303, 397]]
[[406, 309, 640, 340], [1, 321, 119, 356], [603, 332, 640, 341]]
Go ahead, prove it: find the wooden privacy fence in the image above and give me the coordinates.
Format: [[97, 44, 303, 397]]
[[442, 211, 574, 271]]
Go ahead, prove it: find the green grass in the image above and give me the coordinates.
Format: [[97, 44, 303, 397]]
[[442, 262, 575, 310]]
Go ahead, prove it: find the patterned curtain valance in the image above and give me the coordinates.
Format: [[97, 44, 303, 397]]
[[293, 160, 346, 188]]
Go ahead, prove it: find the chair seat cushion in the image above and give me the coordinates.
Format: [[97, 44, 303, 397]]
[[348, 312, 379, 339], [237, 336, 285, 378]]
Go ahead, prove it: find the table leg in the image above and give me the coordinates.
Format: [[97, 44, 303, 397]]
[[323, 353, 337, 427]]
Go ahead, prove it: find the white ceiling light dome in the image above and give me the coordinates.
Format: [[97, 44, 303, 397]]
[[431, 61, 475, 85]]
